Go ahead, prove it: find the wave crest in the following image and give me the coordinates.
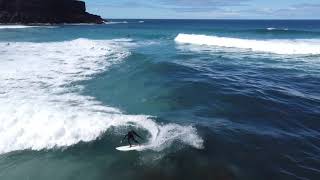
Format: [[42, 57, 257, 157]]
[[175, 33, 320, 55]]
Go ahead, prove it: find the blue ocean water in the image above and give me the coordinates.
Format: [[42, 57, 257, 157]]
[[0, 20, 320, 180]]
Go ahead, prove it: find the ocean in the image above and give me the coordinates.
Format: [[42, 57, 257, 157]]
[[0, 20, 319, 180]]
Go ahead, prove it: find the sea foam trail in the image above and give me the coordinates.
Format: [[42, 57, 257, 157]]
[[0, 39, 203, 154], [175, 33, 320, 55], [0, 25, 44, 29]]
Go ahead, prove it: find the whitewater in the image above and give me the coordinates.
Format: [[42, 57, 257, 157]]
[[0, 38, 203, 154], [175, 33, 320, 55]]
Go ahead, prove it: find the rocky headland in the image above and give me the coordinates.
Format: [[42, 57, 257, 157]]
[[0, 0, 104, 24]]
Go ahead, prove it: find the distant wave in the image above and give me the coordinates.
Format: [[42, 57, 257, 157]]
[[266, 27, 289, 31], [0, 25, 57, 29], [0, 38, 203, 154], [105, 21, 145, 24], [175, 33, 320, 55], [0, 25, 40, 29], [242, 28, 320, 35], [266, 27, 290, 31], [105, 21, 128, 25], [267, 27, 277, 31]]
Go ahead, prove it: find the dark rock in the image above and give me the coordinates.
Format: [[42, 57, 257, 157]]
[[0, 0, 104, 24]]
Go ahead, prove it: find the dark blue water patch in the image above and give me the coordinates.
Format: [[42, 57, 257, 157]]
[[81, 53, 179, 115]]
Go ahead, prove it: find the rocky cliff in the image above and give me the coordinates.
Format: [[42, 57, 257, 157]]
[[0, 0, 104, 24]]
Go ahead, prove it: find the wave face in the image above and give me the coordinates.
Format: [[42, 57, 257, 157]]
[[0, 39, 203, 154], [175, 33, 320, 55]]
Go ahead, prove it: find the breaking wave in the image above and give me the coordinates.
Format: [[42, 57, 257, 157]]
[[0, 25, 57, 29], [105, 21, 128, 25], [266, 27, 288, 31], [0, 38, 203, 154], [0, 25, 40, 29], [175, 33, 320, 55]]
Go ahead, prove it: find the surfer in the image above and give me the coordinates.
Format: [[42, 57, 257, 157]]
[[121, 130, 143, 147]]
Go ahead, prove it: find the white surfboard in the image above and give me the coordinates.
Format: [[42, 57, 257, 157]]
[[116, 145, 145, 151]]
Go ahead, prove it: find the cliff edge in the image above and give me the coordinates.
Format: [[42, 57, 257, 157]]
[[0, 0, 104, 24]]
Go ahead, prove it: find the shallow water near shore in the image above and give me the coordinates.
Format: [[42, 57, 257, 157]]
[[0, 20, 320, 180]]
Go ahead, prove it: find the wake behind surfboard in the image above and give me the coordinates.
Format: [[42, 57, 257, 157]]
[[116, 145, 145, 151]]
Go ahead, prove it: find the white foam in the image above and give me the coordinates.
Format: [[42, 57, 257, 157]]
[[0, 38, 203, 154], [266, 27, 289, 31], [0, 25, 40, 29], [105, 21, 128, 25], [0, 25, 57, 29], [175, 33, 320, 55], [267, 27, 276, 31]]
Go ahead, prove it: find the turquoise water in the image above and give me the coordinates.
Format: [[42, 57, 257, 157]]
[[0, 20, 320, 180]]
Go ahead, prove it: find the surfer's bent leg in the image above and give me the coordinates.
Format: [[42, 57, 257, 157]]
[[128, 138, 132, 147]]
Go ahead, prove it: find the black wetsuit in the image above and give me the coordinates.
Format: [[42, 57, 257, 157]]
[[122, 130, 142, 147]]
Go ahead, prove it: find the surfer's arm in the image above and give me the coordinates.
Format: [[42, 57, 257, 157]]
[[133, 131, 143, 140], [121, 134, 128, 142]]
